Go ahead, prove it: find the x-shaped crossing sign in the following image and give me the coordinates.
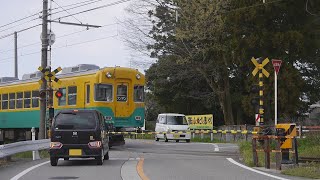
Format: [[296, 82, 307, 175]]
[[251, 57, 270, 78], [38, 66, 62, 84]]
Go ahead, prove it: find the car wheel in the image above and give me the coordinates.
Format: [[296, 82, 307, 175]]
[[104, 151, 109, 160], [164, 135, 168, 142], [96, 149, 104, 165], [50, 157, 58, 166], [176, 140, 179, 142], [64, 157, 69, 161], [186, 139, 190, 143]]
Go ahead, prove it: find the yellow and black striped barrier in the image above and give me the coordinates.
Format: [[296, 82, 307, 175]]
[[107, 130, 259, 135]]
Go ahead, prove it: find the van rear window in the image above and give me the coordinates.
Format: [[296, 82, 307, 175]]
[[54, 112, 97, 130]]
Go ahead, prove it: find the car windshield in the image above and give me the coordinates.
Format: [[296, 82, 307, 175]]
[[54, 112, 97, 130], [166, 116, 188, 125]]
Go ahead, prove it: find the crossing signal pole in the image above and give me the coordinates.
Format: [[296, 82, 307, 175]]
[[39, 0, 49, 139], [251, 57, 270, 126]]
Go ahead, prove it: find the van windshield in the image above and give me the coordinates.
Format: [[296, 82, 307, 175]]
[[54, 112, 97, 130], [166, 116, 188, 125]]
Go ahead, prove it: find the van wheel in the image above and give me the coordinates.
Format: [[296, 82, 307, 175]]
[[176, 140, 179, 142], [164, 135, 168, 142], [96, 150, 104, 165], [50, 157, 58, 166], [104, 151, 109, 160], [186, 139, 190, 143]]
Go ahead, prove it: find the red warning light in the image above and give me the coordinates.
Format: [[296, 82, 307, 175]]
[[55, 90, 63, 99]]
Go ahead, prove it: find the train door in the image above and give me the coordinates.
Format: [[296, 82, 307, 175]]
[[115, 81, 130, 118], [84, 82, 90, 108]]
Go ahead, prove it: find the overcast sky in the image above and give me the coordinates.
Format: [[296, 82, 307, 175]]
[[0, 0, 150, 79]]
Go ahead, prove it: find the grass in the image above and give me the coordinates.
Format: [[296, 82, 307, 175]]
[[298, 133, 320, 158], [13, 149, 50, 159], [124, 133, 226, 143], [238, 133, 320, 179], [282, 162, 320, 179]]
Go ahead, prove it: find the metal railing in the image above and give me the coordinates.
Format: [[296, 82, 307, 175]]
[[0, 139, 49, 158]]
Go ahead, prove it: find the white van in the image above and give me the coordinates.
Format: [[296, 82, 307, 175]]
[[155, 113, 191, 142]]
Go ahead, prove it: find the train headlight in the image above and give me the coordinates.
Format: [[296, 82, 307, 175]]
[[136, 74, 141, 80], [106, 72, 112, 78]]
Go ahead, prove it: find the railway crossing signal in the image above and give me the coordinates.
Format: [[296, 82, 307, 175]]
[[251, 57, 270, 126], [38, 66, 62, 84], [251, 57, 270, 78], [55, 90, 63, 99]]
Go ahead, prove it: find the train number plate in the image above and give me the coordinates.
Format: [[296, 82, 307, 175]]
[[69, 149, 82, 156]]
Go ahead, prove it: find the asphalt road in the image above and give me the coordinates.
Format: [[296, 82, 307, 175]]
[[0, 139, 311, 180]]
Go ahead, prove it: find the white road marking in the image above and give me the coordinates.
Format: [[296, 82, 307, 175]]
[[10, 161, 50, 180], [213, 144, 219, 152], [226, 158, 290, 180]]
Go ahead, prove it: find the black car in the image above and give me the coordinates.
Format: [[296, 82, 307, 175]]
[[49, 109, 109, 166]]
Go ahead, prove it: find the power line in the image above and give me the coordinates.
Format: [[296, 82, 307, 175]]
[[50, 0, 105, 16], [0, 33, 118, 63], [0, 24, 42, 40], [51, 0, 83, 24], [0, 22, 118, 54], [0, 12, 40, 30], [51, 0, 103, 11], [52, 0, 132, 21], [0, 17, 40, 34]]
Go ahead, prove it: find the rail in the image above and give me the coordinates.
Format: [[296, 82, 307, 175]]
[[0, 139, 49, 158]]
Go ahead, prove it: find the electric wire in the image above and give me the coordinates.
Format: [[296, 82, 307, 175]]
[[0, 12, 40, 29], [0, 33, 118, 63], [51, 0, 103, 11], [0, 24, 42, 40], [50, 0, 104, 16], [51, 0, 83, 24], [51, 0, 132, 21], [0, 17, 40, 34], [0, 22, 118, 54]]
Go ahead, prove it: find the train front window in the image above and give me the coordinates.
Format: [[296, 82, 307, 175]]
[[95, 84, 113, 102], [117, 84, 127, 102], [134, 85, 144, 102]]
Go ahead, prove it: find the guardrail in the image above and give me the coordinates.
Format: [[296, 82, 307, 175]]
[[0, 139, 49, 159]]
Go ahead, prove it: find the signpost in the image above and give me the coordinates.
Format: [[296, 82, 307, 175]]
[[272, 59, 282, 125]]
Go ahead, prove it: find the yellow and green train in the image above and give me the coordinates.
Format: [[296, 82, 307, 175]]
[[0, 64, 145, 142]]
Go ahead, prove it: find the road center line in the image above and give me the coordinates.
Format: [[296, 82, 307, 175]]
[[137, 157, 150, 180], [226, 158, 290, 180], [10, 161, 50, 180]]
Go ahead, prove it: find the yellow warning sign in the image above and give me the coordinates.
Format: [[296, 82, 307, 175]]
[[251, 57, 270, 77]]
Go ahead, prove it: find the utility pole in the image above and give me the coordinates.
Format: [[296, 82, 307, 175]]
[[39, 0, 49, 139], [14, 32, 18, 78]]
